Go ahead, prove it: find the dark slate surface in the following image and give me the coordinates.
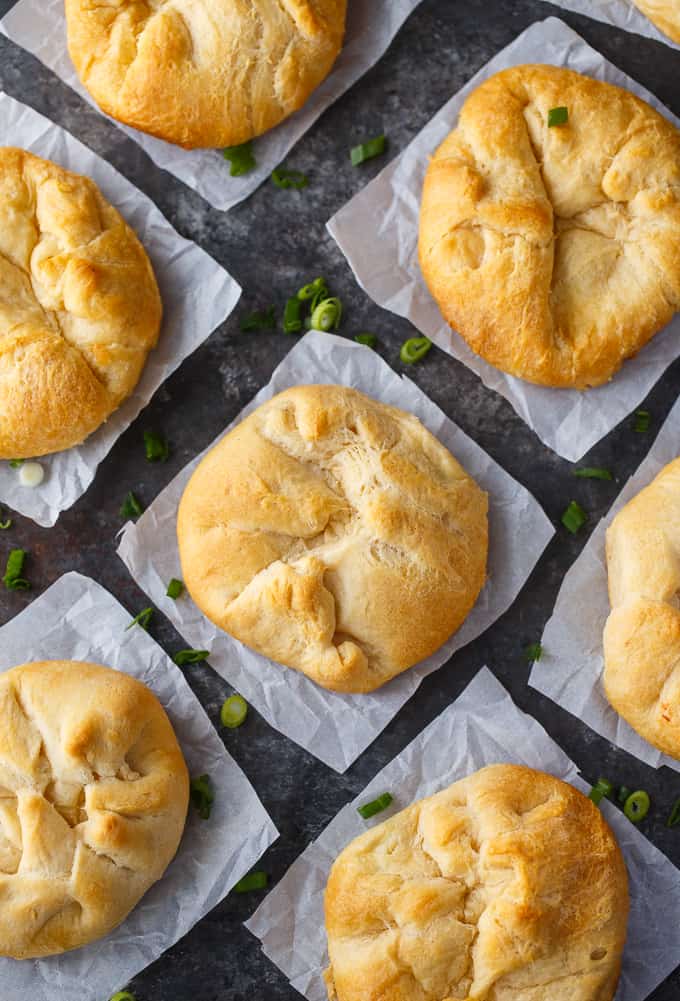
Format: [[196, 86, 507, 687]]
[[0, 1, 679, 998]]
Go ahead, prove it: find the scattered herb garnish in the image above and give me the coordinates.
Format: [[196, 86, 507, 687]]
[[589, 778, 614, 806], [667, 797, 680, 828], [8, 459, 23, 469], [617, 785, 632, 805], [351, 134, 387, 166], [354, 333, 377, 348], [524, 642, 543, 663], [548, 106, 569, 127], [166, 578, 184, 600], [400, 336, 432, 364], [2, 548, 30, 591], [357, 792, 393, 820], [310, 297, 342, 332], [120, 491, 144, 519], [633, 409, 650, 433], [223, 141, 256, 176], [297, 277, 328, 304], [190, 774, 214, 820], [561, 500, 587, 534], [221, 694, 248, 729], [0, 511, 12, 530], [283, 296, 304, 334], [110, 992, 136, 1001], [234, 871, 268, 893], [144, 430, 169, 463], [573, 467, 612, 481], [126, 607, 154, 632], [240, 306, 276, 332], [174, 649, 210, 666], [623, 789, 650, 823], [271, 167, 308, 190]]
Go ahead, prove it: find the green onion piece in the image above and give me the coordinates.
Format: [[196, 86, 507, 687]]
[[617, 785, 632, 805], [126, 607, 153, 632], [351, 134, 387, 166], [221, 694, 248, 729], [110, 992, 136, 1001], [240, 306, 276, 332], [166, 578, 184, 600], [400, 337, 432, 364], [2, 548, 30, 591], [589, 778, 615, 806], [624, 789, 650, 823], [283, 296, 304, 334], [548, 106, 569, 127], [311, 297, 342, 332], [0, 511, 12, 530], [354, 333, 377, 348], [573, 467, 613, 481], [174, 649, 209, 666], [190, 774, 214, 820], [633, 409, 650, 433], [234, 871, 268, 893], [223, 141, 256, 176], [144, 430, 169, 463], [297, 277, 327, 302], [524, 642, 543, 663], [666, 797, 680, 828], [8, 459, 23, 469], [271, 167, 308, 190], [357, 792, 393, 820], [561, 500, 587, 534], [120, 491, 144, 519]]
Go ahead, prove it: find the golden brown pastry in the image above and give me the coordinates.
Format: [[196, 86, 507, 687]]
[[604, 457, 680, 758], [65, 0, 348, 149], [177, 385, 488, 694], [325, 764, 629, 1001], [0, 660, 189, 958], [0, 148, 162, 460], [419, 64, 680, 389], [633, 0, 680, 44]]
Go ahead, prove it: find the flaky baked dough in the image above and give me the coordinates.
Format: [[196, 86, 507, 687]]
[[325, 764, 629, 1001], [0, 148, 162, 459], [0, 660, 189, 959], [177, 385, 488, 694], [604, 457, 680, 758], [65, 0, 347, 149], [633, 1, 680, 43], [419, 64, 680, 389]]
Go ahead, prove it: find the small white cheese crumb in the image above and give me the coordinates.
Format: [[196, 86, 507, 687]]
[[19, 461, 45, 488]]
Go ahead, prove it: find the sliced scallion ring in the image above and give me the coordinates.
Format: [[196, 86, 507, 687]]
[[220, 694, 249, 729], [623, 790, 650, 823], [400, 337, 432, 364]]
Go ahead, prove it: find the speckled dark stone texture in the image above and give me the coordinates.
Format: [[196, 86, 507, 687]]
[[0, 1, 678, 998]]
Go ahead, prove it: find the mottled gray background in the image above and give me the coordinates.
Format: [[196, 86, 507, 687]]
[[0, 1, 679, 998]]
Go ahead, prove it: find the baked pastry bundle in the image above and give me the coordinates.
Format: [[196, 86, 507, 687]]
[[65, 0, 348, 150], [0, 147, 162, 460], [177, 385, 488, 694], [604, 457, 680, 758], [419, 64, 680, 389], [0, 660, 188, 958], [633, 0, 680, 43], [324, 764, 629, 1001]]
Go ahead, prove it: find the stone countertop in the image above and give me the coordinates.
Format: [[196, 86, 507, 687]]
[[0, 1, 678, 998]]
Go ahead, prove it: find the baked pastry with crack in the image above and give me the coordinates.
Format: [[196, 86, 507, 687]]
[[604, 456, 680, 758], [0, 148, 162, 459], [324, 764, 629, 1001], [64, 0, 347, 149], [0, 660, 189, 958], [177, 385, 488, 694], [632, 1, 680, 43], [419, 64, 680, 389]]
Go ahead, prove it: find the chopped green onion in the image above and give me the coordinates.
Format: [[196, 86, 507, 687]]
[[548, 106, 569, 127], [110, 992, 136, 1001], [561, 500, 587, 534], [311, 297, 342, 332], [223, 141, 256, 176], [623, 789, 650, 823], [573, 467, 612, 481], [144, 430, 169, 463], [120, 491, 144, 519], [0, 511, 11, 530], [400, 337, 432, 364], [166, 578, 184, 600], [351, 135, 387, 166], [524, 642, 543, 663], [234, 871, 268, 893], [283, 296, 304, 334], [221, 694, 248, 729], [666, 797, 680, 828], [589, 778, 615, 806], [617, 785, 632, 805], [2, 549, 30, 591], [357, 792, 393, 820], [297, 277, 327, 302], [190, 774, 214, 820], [633, 409, 650, 433], [174, 649, 209, 666], [354, 333, 377, 348], [126, 607, 153, 632], [240, 306, 276, 332], [8, 459, 23, 469], [271, 167, 308, 190]]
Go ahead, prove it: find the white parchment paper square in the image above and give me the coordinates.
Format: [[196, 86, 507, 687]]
[[530, 396, 680, 771], [0, 0, 423, 212], [117, 330, 554, 773], [246, 667, 680, 1001], [327, 17, 680, 462], [0, 571, 278, 1001], [537, 0, 680, 50], [0, 92, 240, 528]]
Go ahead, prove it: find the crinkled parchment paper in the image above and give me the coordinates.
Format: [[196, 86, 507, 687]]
[[530, 396, 680, 771], [246, 667, 680, 1001], [327, 17, 680, 462], [537, 0, 680, 50], [0, 92, 240, 527], [117, 330, 554, 773], [0, 0, 423, 211], [0, 571, 278, 1001]]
